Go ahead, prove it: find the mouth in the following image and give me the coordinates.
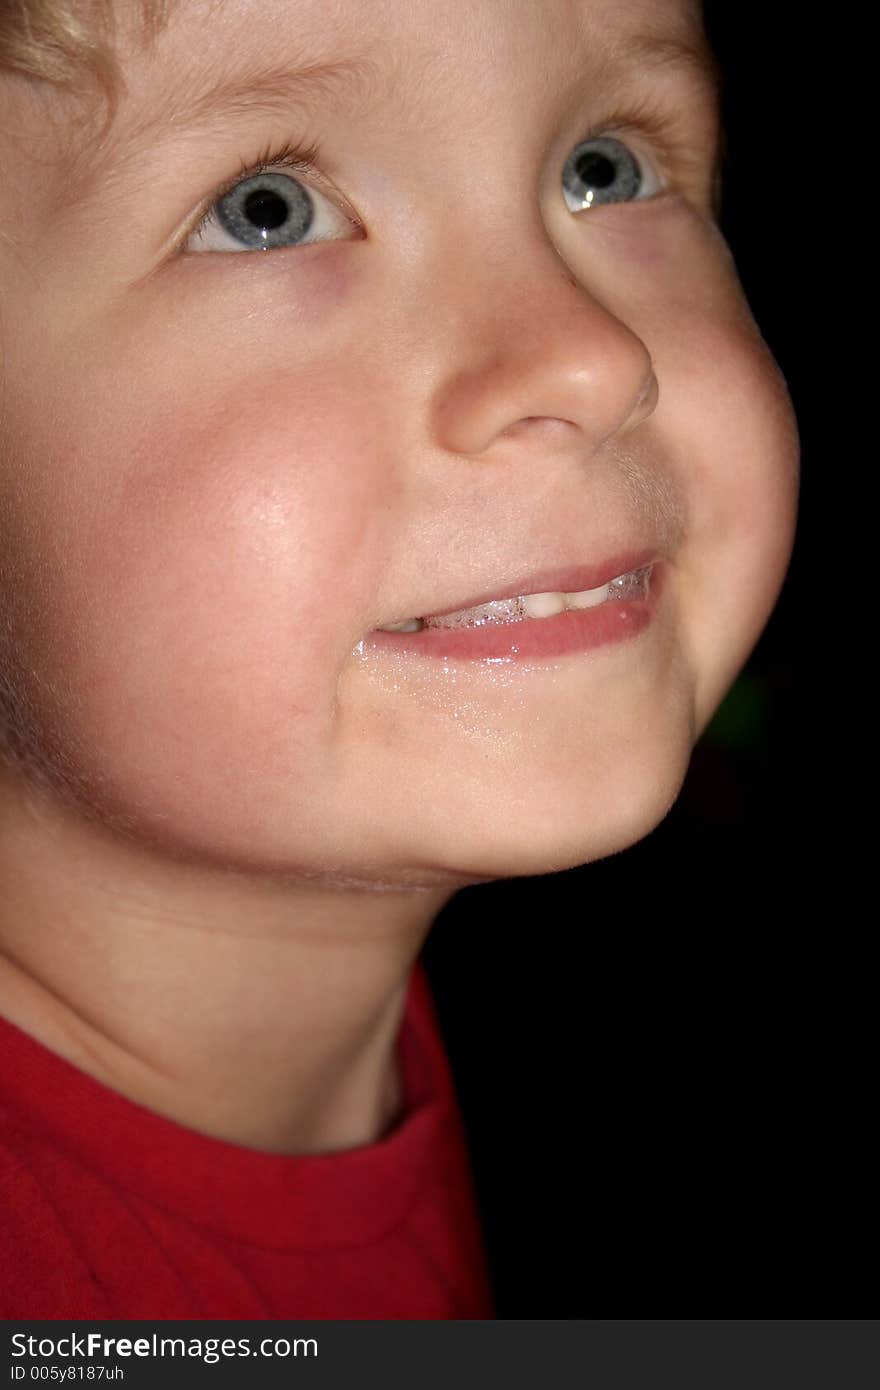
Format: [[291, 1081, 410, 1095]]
[[363, 551, 665, 663], [374, 551, 660, 632]]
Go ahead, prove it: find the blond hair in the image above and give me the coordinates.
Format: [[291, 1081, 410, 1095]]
[[0, 0, 171, 97]]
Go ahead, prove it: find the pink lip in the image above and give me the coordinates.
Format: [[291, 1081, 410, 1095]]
[[365, 556, 666, 663]]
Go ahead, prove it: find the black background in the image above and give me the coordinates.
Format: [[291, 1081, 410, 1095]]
[[421, 6, 864, 1316]]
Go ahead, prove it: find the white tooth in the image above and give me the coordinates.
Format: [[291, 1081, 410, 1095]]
[[566, 583, 611, 610], [379, 618, 423, 632], [377, 568, 650, 633], [522, 591, 567, 619]]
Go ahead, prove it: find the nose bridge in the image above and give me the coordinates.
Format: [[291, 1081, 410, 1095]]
[[425, 230, 653, 457]]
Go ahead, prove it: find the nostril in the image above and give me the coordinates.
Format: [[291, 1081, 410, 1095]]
[[624, 372, 659, 434], [501, 415, 579, 438]]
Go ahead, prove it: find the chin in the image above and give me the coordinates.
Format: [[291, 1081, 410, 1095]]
[[394, 729, 696, 884]]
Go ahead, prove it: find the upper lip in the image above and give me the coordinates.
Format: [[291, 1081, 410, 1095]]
[[387, 548, 662, 623]]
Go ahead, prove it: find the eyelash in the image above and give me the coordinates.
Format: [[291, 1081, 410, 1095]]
[[184, 94, 709, 250]]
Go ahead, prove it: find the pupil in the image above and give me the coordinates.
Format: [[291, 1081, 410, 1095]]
[[244, 188, 289, 230], [575, 151, 615, 189]]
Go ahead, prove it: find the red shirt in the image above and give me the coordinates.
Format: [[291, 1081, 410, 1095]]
[[0, 960, 494, 1318]]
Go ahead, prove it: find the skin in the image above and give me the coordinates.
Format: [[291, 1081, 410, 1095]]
[[0, 0, 799, 1152]]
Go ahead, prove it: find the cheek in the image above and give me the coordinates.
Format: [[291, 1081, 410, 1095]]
[[0, 364, 388, 851], [576, 200, 800, 727], [687, 324, 800, 548], [659, 310, 800, 729]]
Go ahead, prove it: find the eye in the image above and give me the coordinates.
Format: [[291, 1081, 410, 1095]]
[[561, 135, 663, 212], [185, 169, 355, 253]]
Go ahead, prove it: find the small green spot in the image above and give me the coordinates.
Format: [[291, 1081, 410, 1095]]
[[703, 670, 771, 753]]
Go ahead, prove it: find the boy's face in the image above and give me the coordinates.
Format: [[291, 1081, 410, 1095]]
[[0, 0, 798, 886]]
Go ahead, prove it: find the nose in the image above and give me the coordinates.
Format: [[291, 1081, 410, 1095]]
[[428, 244, 656, 459]]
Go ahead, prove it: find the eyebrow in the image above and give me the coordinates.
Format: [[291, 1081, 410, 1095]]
[[611, 30, 723, 103], [149, 55, 380, 135], [121, 22, 721, 134], [67, 53, 378, 192]]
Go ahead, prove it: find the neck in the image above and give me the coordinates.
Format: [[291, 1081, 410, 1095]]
[[0, 777, 452, 1154]]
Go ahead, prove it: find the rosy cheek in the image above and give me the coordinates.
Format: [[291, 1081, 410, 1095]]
[[90, 409, 367, 666], [4, 399, 318, 727]]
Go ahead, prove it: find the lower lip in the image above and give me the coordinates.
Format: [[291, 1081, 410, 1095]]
[[364, 562, 665, 663]]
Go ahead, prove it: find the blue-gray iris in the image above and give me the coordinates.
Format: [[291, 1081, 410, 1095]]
[[217, 172, 314, 249], [562, 136, 642, 206]]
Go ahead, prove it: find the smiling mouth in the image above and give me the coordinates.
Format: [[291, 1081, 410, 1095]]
[[377, 564, 654, 632]]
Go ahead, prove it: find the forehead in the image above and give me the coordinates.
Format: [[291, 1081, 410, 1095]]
[[129, 0, 702, 49], [183, 0, 696, 52], [101, 0, 713, 155]]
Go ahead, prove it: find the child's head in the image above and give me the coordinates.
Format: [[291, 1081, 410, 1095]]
[[0, 0, 799, 891]]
